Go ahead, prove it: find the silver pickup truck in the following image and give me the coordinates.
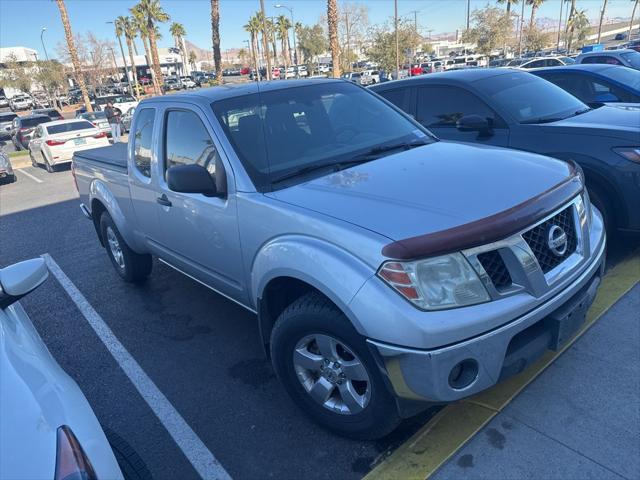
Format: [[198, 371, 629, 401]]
[[73, 79, 606, 439]]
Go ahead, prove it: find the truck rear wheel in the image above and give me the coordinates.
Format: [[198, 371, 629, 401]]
[[100, 212, 152, 283], [270, 292, 401, 440]]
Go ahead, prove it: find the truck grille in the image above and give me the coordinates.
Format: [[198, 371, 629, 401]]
[[522, 206, 577, 273], [477, 250, 512, 290]]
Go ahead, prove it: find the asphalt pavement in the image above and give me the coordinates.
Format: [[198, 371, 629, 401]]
[[0, 166, 637, 480], [0, 166, 432, 479]]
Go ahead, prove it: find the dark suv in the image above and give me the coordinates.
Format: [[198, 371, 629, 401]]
[[11, 114, 51, 150], [371, 69, 640, 234]]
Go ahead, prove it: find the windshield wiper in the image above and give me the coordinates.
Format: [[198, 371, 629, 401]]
[[270, 140, 429, 185], [522, 108, 592, 125], [347, 139, 429, 162], [271, 162, 342, 185]]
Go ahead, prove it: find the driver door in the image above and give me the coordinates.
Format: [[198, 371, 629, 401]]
[[415, 85, 509, 146]]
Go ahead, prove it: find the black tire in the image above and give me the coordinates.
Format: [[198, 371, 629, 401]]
[[100, 212, 152, 283], [103, 428, 153, 480], [43, 153, 54, 173], [29, 149, 38, 167], [270, 292, 401, 440], [587, 185, 613, 234]]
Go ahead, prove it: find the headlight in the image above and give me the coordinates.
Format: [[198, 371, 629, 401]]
[[378, 253, 490, 310], [613, 147, 640, 163]]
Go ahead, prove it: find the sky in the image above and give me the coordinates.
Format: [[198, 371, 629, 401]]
[[0, 0, 636, 60]]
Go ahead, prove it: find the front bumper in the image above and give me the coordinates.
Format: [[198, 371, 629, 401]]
[[369, 234, 606, 403]]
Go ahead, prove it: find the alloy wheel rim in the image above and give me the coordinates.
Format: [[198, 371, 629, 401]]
[[293, 333, 371, 415], [106, 227, 125, 270]]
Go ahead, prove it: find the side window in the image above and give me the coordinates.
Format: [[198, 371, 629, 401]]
[[132, 108, 155, 178], [546, 59, 562, 67], [377, 88, 411, 113], [164, 109, 221, 179], [583, 56, 622, 65], [525, 59, 545, 68], [416, 86, 504, 128]]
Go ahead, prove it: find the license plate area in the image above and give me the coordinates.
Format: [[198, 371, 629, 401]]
[[74, 137, 86, 146], [544, 275, 600, 351]]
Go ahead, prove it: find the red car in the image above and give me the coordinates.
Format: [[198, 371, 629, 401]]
[[240, 67, 250, 75], [410, 64, 423, 76]]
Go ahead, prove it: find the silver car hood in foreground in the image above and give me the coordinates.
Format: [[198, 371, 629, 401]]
[[269, 142, 574, 241]]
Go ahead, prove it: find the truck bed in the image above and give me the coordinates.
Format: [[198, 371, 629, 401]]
[[73, 142, 128, 172]]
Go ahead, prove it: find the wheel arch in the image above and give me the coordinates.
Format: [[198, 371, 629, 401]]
[[253, 236, 375, 357], [548, 152, 627, 229]]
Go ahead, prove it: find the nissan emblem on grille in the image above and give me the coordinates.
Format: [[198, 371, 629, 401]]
[[547, 225, 568, 257]]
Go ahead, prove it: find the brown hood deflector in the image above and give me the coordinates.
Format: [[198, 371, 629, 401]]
[[382, 168, 583, 260]]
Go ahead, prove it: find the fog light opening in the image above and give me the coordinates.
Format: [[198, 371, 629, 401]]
[[448, 359, 479, 389]]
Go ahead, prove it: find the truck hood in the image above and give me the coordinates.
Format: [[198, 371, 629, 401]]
[[541, 105, 640, 140], [268, 142, 575, 242]]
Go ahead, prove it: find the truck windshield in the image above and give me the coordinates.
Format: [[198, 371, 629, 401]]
[[211, 82, 434, 189], [474, 71, 588, 124]]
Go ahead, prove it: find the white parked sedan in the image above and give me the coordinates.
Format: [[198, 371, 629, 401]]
[[28, 119, 109, 172], [0, 258, 124, 480]]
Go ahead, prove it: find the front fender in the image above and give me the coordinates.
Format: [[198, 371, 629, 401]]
[[252, 235, 376, 335]]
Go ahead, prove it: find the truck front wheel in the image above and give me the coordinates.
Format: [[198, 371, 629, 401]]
[[270, 292, 401, 439], [100, 213, 152, 283]]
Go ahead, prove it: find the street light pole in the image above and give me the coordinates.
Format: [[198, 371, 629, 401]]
[[274, 4, 296, 66], [40, 27, 49, 61], [556, 0, 564, 52], [107, 21, 135, 97]]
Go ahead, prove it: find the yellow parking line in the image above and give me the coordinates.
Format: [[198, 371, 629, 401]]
[[365, 249, 640, 480]]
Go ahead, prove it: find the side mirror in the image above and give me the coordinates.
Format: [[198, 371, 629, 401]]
[[593, 92, 619, 103], [456, 114, 492, 136], [0, 258, 48, 309], [167, 164, 218, 196]]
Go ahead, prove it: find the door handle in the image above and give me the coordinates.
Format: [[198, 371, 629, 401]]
[[157, 194, 172, 207]]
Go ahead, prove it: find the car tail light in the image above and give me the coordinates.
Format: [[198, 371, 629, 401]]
[[54, 425, 97, 480], [46, 139, 66, 146], [93, 132, 107, 139]]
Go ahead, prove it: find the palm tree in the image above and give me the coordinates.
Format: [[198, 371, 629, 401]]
[[132, 0, 169, 96], [497, 0, 520, 14], [210, 0, 223, 82], [630, 0, 639, 41], [568, 9, 590, 50], [258, 0, 272, 80], [565, 0, 578, 52], [596, 0, 608, 43], [245, 14, 261, 78], [527, 0, 545, 27], [132, 9, 157, 93], [269, 19, 278, 65], [327, 0, 340, 78], [169, 22, 187, 76], [116, 16, 139, 97], [276, 15, 291, 70], [188, 51, 198, 71], [55, 0, 92, 111]]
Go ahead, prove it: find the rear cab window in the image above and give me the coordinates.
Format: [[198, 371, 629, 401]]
[[132, 108, 156, 178]]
